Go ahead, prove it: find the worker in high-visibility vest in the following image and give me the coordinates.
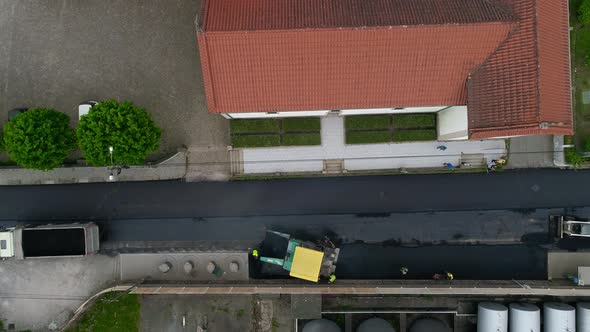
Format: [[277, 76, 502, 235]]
[[446, 272, 454, 280], [329, 274, 336, 284], [252, 249, 259, 259]]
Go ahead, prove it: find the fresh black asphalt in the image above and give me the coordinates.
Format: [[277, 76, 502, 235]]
[[0, 169, 588, 221], [335, 243, 547, 280], [1, 169, 588, 280]]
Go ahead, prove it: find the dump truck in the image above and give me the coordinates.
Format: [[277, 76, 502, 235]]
[[259, 230, 339, 282], [0, 223, 100, 259]]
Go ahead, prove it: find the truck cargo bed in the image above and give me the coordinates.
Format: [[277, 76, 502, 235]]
[[22, 228, 86, 257]]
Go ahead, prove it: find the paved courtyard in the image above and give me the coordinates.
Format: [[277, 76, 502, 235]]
[[240, 115, 507, 174], [0, 255, 118, 331], [0, 0, 228, 163]]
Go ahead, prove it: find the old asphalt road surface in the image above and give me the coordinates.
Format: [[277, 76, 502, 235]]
[[0, 169, 587, 221]]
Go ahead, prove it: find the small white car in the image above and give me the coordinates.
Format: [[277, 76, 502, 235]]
[[78, 101, 98, 119]]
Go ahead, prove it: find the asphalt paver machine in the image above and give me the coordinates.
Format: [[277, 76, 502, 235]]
[[259, 230, 340, 282]]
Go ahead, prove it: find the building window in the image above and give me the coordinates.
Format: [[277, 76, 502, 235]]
[[1, 240, 6, 250]]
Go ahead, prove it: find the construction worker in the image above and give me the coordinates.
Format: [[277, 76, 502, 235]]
[[252, 249, 259, 259], [446, 272, 454, 280], [329, 274, 336, 284]]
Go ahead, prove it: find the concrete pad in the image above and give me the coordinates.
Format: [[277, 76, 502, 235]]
[[291, 294, 322, 319], [508, 135, 554, 168], [583, 90, 590, 104], [0, 255, 117, 331], [548, 251, 590, 280], [118, 252, 248, 282], [140, 295, 254, 332]]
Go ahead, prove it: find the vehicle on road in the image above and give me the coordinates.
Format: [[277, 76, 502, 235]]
[[0, 222, 100, 259], [8, 107, 28, 121], [78, 101, 98, 119], [552, 215, 590, 238], [259, 230, 340, 282]]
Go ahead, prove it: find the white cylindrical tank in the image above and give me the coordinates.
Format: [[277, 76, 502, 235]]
[[578, 303, 590, 332], [509, 303, 540, 332], [544, 302, 575, 332], [478, 302, 508, 332]]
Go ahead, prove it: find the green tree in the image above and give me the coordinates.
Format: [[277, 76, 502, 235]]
[[77, 100, 161, 166], [580, 0, 590, 24], [0, 132, 4, 153], [585, 137, 590, 151], [3, 108, 76, 170]]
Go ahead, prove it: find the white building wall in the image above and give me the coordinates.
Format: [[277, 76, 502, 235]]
[[437, 106, 469, 140]]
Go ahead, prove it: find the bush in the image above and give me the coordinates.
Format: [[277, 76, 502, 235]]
[[0, 132, 4, 153], [77, 100, 161, 166], [580, 0, 590, 25], [585, 137, 590, 151], [3, 108, 76, 170], [565, 148, 586, 167]]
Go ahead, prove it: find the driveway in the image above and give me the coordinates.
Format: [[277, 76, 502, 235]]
[[0, 0, 228, 161]]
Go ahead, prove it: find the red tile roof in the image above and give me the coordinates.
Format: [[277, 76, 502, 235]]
[[467, 0, 573, 138], [197, 0, 573, 138]]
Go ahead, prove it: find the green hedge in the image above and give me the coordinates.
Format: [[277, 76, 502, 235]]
[[282, 117, 321, 131], [283, 133, 321, 146], [393, 129, 437, 142], [346, 131, 391, 144], [345, 115, 390, 130], [230, 119, 279, 133], [231, 134, 281, 148], [230, 118, 322, 147], [393, 114, 436, 129]]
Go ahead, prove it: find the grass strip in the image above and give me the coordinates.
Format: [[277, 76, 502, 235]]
[[231, 134, 281, 148], [393, 113, 436, 129], [346, 131, 391, 144], [345, 115, 390, 130], [65, 292, 140, 332], [282, 117, 321, 131], [282, 133, 321, 146], [230, 119, 279, 133], [393, 129, 437, 142]]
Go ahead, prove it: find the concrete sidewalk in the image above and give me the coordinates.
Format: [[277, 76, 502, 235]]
[[238, 115, 506, 174], [130, 281, 590, 297], [0, 150, 188, 185], [508, 135, 555, 168]]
